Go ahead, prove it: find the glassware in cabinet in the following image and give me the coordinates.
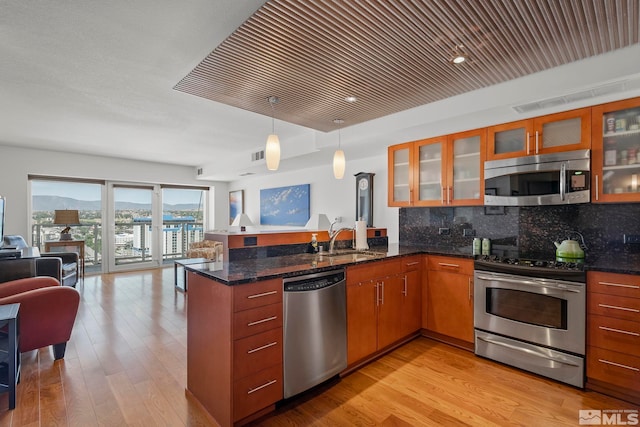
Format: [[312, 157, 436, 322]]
[[593, 97, 640, 202]]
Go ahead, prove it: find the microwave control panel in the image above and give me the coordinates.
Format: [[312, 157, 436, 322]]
[[569, 171, 588, 191]]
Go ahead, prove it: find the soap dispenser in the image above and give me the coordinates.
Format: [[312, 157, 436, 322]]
[[307, 233, 319, 253]]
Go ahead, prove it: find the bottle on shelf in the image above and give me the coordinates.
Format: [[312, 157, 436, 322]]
[[481, 238, 491, 256]]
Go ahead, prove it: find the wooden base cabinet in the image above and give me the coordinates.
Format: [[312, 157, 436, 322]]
[[586, 271, 640, 405], [187, 273, 283, 427], [425, 256, 474, 345], [346, 257, 422, 366]]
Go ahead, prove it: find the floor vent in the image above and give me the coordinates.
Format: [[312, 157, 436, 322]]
[[513, 78, 640, 114]]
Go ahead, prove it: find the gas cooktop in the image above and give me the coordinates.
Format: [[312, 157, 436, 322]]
[[474, 255, 586, 282]]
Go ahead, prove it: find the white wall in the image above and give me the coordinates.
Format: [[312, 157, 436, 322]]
[[0, 145, 228, 238], [229, 153, 400, 244]]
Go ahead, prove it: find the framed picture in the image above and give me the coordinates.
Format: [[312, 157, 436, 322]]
[[229, 190, 244, 224], [260, 184, 310, 226]]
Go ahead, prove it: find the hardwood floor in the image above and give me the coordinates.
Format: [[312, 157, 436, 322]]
[[0, 268, 637, 426]]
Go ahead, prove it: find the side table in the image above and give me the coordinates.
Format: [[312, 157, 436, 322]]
[[0, 303, 20, 410], [44, 240, 85, 278], [174, 258, 209, 292]]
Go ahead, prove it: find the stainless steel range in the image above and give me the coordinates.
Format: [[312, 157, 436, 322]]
[[474, 255, 586, 388]]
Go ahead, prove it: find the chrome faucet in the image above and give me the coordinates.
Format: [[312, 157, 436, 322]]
[[328, 225, 354, 254]]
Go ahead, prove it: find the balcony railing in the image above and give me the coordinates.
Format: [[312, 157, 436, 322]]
[[32, 220, 204, 272]]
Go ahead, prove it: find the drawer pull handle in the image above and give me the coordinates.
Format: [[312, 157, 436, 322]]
[[598, 304, 640, 313], [247, 379, 277, 395], [598, 359, 640, 372], [599, 281, 639, 289], [247, 316, 278, 326], [247, 290, 278, 299], [406, 262, 419, 266], [247, 341, 278, 354], [599, 326, 640, 337], [438, 262, 459, 268]]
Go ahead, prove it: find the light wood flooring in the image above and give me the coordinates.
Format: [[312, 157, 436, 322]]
[[0, 267, 637, 426]]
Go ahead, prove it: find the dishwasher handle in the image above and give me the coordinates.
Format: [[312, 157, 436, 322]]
[[283, 268, 345, 292]]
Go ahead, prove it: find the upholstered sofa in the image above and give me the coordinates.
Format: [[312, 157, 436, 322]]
[[186, 240, 223, 260], [0, 276, 80, 359], [2, 235, 79, 287]]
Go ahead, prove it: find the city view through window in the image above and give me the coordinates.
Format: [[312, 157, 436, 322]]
[[31, 180, 206, 272]]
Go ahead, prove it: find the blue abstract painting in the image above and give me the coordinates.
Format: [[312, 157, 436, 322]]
[[260, 184, 310, 226]]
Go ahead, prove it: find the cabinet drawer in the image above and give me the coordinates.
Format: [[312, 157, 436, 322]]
[[588, 271, 640, 299], [427, 255, 473, 275], [234, 328, 283, 381], [234, 278, 282, 313], [587, 346, 640, 393], [588, 314, 640, 355], [589, 293, 640, 322], [233, 363, 282, 422], [347, 259, 401, 284], [402, 256, 422, 272], [233, 303, 283, 340]]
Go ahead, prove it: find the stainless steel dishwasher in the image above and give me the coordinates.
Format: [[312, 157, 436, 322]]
[[283, 268, 347, 399]]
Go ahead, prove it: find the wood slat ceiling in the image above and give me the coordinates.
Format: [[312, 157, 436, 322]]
[[174, 0, 639, 132]]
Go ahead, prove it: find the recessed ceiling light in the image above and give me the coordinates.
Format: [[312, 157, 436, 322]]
[[344, 96, 357, 103], [449, 44, 468, 64]]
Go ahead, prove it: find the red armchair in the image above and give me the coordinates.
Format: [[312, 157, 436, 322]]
[[0, 276, 80, 359]]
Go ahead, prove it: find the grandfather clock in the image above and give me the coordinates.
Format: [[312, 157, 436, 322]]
[[355, 172, 374, 227]]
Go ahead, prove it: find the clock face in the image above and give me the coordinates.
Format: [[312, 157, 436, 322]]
[[359, 178, 369, 191]]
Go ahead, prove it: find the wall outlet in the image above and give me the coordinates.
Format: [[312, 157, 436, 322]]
[[463, 228, 476, 237], [623, 234, 640, 244], [439, 227, 450, 235]]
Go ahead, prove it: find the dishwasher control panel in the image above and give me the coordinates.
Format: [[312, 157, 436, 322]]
[[284, 269, 345, 292]]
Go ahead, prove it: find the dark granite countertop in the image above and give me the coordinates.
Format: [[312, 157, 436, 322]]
[[586, 251, 640, 276], [184, 243, 640, 286], [184, 244, 473, 285]]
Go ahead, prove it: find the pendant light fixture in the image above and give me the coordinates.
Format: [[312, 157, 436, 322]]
[[265, 96, 280, 171], [333, 119, 345, 179]]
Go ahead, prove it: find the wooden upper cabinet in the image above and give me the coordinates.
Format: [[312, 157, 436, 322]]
[[388, 142, 414, 207], [487, 107, 591, 161], [388, 129, 485, 207], [591, 96, 640, 203]]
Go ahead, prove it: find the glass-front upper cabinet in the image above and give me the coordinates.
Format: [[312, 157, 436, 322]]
[[487, 107, 591, 160], [388, 142, 414, 206], [592, 97, 640, 203], [414, 137, 444, 206], [449, 129, 484, 205]]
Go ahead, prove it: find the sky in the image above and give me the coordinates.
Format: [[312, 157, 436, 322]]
[[31, 181, 203, 205]]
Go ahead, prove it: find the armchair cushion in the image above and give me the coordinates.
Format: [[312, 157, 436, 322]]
[[0, 277, 80, 358], [187, 240, 222, 260]]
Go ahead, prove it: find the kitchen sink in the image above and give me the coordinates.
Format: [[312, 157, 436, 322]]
[[322, 249, 387, 261]]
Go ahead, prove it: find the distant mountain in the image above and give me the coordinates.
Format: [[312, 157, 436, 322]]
[[33, 196, 200, 211]]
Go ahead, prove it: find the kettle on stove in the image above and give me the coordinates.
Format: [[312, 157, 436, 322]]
[[554, 231, 586, 261]]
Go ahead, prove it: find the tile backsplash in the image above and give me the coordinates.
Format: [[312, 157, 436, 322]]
[[399, 203, 640, 262]]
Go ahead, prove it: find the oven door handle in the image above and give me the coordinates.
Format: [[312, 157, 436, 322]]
[[475, 274, 581, 293], [477, 336, 581, 367]]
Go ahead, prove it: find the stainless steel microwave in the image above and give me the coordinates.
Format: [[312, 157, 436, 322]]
[[484, 149, 590, 206]]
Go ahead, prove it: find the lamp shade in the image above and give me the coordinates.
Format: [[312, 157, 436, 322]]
[[304, 214, 331, 230], [265, 134, 280, 171], [333, 149, 345, 179], [54, 210, 80, 225], [231, 213, 254, 231]]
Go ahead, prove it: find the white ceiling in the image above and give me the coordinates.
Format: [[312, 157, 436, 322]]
[[1, 1, 640, 182]]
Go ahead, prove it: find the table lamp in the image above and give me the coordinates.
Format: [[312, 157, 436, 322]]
[[54, 209, 80, 241], [231, 213, 254, 232]]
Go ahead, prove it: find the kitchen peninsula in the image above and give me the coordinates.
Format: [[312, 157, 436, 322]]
[[185, 242, 640, 426]]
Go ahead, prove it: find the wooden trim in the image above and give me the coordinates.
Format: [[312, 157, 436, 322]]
[[420, 329, 475, 352], [207, 229, 386, 249]]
